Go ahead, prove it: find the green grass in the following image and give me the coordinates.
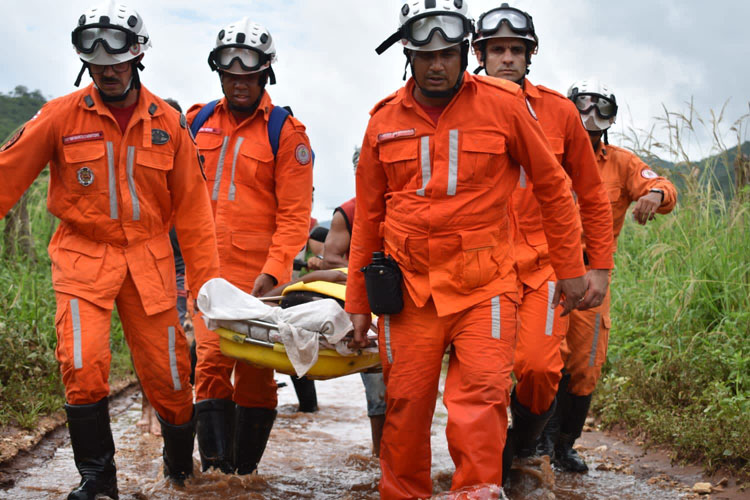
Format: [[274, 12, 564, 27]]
[[0, 174, 132, 429], [593, 107, 750, 476]]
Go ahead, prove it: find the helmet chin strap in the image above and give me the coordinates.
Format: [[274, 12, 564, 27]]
[[408, 41, 470, 100]]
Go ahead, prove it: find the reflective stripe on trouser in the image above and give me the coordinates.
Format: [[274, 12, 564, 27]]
[[54, 272, 193, 424], [377, 291, 518, 499], [513, 281, 568, 414], [560, 290, 611, 396], [193, 311, 278, 409]]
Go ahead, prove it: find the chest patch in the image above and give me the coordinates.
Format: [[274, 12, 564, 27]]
[[62, 131, 103, 145], [151, 128, 171, 145], [377, 128, 416, 143], [77, 167, 95, 186]]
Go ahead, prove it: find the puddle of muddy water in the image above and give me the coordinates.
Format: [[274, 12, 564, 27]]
[[0, 373, 689, 500]]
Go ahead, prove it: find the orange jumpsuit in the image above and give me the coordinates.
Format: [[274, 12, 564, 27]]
[[345, 73, 586, 499], [563, 143, 676, 396], [510, 81, 614, 415], [187, 94, 313, 409], [0, 84, 220, 425]]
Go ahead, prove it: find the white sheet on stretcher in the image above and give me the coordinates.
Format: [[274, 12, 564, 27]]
[[197, 278, 377, 376]]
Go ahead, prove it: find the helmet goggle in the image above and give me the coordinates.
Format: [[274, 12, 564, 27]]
[[208, 45, 270, 73], [376, 12, 472, 54], [571, 93, 618, 119], [72, 24, 147, 55], [476, 5, 534, 39]]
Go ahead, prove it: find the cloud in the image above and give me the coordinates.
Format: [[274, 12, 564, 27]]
[[2, 0, 748, 219]]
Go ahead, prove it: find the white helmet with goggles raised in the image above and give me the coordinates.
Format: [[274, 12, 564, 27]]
[[209, 18, 277, 82], [567, 79, 618, 132], [72, 0, 150, 66], [473, 3, 537, 50], [376, 0, 473, 55]]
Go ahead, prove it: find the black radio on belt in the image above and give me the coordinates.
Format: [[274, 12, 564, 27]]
[[362, 251, 403, 315]]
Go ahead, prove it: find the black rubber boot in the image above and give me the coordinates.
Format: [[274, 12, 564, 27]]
[[157, 410, 195, 485], [554, 393, 593, 473], [196, 399, 234, 473], [537, 372, 570, 457], [502, 390, 556, 484], [65, 397, 119, 500], [290, 376, 318, 413], [233, 406, 277, 475]]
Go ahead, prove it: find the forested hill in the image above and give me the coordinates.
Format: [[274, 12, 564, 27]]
[[641, 141, 749, 198], [0, 86, 47, 141]]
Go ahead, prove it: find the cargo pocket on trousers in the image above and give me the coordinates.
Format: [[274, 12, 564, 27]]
[[459, 228, 501, 289]]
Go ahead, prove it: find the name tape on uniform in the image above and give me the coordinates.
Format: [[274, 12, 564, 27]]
[[377, 129, 416, 143], [62, 131, 104, 145]]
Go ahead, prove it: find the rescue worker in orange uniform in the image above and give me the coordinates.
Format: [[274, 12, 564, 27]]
[[537, 80, 677, 472], [346, 2, 588, 497], [187, 18, 313, 476], [471, 4, 615, 480], [0, 2, 220, 498]]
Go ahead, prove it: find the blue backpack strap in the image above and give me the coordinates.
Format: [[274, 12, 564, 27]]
[[267, 105, 291, 159], [189, 99, 220, 138], [267, 105, 315, 165]]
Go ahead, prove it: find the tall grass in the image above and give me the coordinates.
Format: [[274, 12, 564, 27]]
[[0, 171, 132, 428], [594, 105, 750, 475]]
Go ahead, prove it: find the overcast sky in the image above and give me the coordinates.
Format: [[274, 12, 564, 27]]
[[3, 0, 749, 220]]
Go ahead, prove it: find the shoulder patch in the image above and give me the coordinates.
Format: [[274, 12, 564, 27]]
[[369, 90, 401, 117], [641, 168, 658, 179], [295, 143, 312, 165], [0, 127, 24, 152]]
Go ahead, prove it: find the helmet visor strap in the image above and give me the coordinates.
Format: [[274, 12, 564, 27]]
[[478, 8, 533, 36], [210, 45, 268, 73], [573, 94, 617, 119], [72, 24, 146, 54], [407, 14, 467, 45]]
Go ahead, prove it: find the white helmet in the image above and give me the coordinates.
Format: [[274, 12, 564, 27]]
[[567, 79, 618, 132], [376, 0, 473, 54], [208, 18, 277, 79], [72, 0, 150, 66], [473, 3, 538, 51]]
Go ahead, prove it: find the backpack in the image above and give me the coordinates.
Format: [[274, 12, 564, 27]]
[[189, 100, 312, 162]]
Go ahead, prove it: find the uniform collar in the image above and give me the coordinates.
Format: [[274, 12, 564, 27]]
[[80, 83, 163, 120], [401, 72, 475, 110], [522, 79, 541, 99], [595, 141, 607, 160], [216, 91, 274, 124]]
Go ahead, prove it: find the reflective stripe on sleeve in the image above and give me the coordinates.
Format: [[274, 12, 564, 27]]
[[589, 313, 601, 367], [106, 141, 118, 219], [545, 281, 556, 336], [228, 137, 244, 202], [212, 137, 231, 201], [168, 326, 182, 391], [519, 166, 527, 189], [71, 299, 83, 370], [491, 295, 501, 339], [384, 315, 393, 364], [416, 136, 431, 197], [447, 129, 459, 196], [126, 146, 140, 221]]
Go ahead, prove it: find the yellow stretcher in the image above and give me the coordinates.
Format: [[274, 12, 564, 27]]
[[216, 277, 381, 380]]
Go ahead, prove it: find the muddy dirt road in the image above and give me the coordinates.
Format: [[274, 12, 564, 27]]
[[0, 373, 738, 499]]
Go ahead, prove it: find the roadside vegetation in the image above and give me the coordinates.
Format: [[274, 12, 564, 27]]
[[594, 104, 750, 476], [0, 89, 132, 428]]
